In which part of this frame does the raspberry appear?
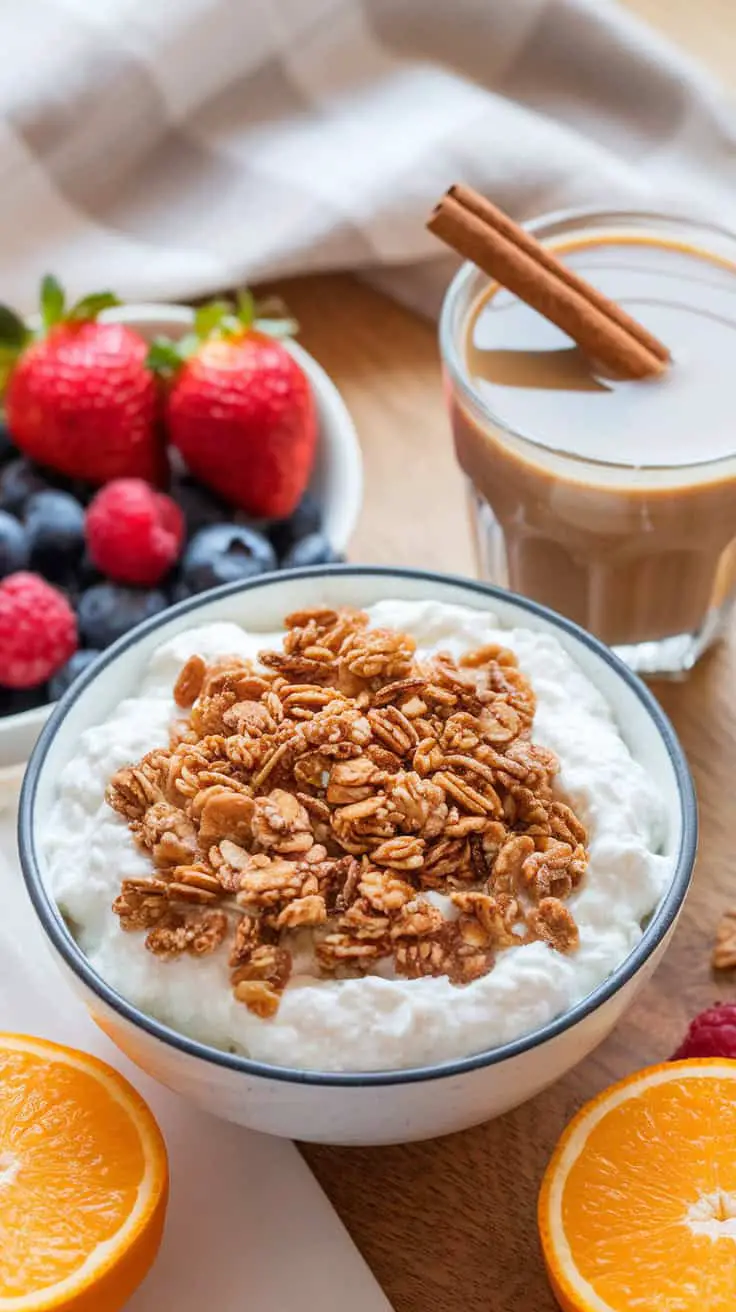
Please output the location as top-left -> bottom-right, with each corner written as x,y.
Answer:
86,479 -> 185,587
0,573 -> 77,689
670,1003 -> 736,1060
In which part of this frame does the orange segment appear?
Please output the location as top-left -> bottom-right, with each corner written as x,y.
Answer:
538,1060 -> 736,1312
0,1034 -> 168,1311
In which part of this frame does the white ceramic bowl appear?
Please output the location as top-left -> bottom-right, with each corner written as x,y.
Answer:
18,567 -> 696,1146
0,304 -> 363,774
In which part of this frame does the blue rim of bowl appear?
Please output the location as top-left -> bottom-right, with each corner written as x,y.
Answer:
18,565 -> 697,1087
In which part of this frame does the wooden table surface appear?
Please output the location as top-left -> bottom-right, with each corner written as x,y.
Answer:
274,8 -> 735,1308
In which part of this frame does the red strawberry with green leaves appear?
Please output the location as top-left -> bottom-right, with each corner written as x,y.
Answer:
2,276 -> 165,485
150,293 -> 317,519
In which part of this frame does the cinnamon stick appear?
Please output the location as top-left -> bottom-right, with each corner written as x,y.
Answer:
427,186 -> 670,380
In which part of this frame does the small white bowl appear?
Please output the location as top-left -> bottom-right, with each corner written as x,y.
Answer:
0,303 -> 363,774
19,566 -> 696,1146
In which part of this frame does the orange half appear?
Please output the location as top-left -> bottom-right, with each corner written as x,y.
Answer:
0,1034 -> 168,1311
538,1059 -> 736,1312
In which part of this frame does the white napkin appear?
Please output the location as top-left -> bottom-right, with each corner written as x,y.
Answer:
0,0 -> 735,316
0,779 -> 392,1312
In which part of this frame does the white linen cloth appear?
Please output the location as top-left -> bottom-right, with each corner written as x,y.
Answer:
0,0 -> 735,318
0,776 -> 392,1312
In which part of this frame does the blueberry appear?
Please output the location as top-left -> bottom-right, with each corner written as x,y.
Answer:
0,510 -> 28,578
170,474 -> 230,538
181,524 -> 277,594
24,490 -> 85,582
269,490 -> 322,559
0,683 -> 48,716
48,649 -> 101,700
0,458 -> 50,515
77,584 -> 168,649
281,532 -> 342,569
0,420 -> 15,467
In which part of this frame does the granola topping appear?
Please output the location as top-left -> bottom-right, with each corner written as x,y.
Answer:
106,605 -> 591,1018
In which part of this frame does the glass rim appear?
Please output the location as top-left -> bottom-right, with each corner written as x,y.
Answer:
438,203 -> 736,476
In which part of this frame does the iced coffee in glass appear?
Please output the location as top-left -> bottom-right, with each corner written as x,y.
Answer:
440,209 -> 736,676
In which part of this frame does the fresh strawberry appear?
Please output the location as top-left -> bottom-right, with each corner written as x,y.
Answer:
3,276 -> 164,486
151,293 -> 317,519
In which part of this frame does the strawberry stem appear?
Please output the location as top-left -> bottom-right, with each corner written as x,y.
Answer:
40,274 -> 65,330
194,289 -> 299,343
194,301 -> 233,341
236,288 -> 255,328
146,287 -> 300,376
67,291 -> 120,322
146,337 -> 191,374
38,275 -> 120,334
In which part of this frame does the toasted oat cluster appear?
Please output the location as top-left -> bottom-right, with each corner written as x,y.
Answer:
712,909 -> 736,971
107,607 -> 588,1019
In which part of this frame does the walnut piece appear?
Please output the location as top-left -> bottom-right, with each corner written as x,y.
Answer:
137,802 -> 198,867
340,626 -> 416,680
391,898 -> 444,939
113,878 -> 169,930
713,909 -> 736,970
107,760 -> 165,819
519,838 -> 585,902
173,654 -> 207,708
527,898 -> 579,953
198,790 -> 255,849
393,923 -> 492,984
275,894 -> 327,929
326,757 -> 384,804
367,706 -> 419,755
229,914 -> 261,967
236,855 -> 310,908
359,867 -> 415,913
316,932 -> 389,970
371,835 -> 425,871
232,945 -> 292,1017
434,769 -> 502,818
146,910 -> 228,960
384,771 -> 447,838
251,789 -> 313,854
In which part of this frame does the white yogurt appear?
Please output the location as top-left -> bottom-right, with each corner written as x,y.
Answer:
42,600 -> 671,1072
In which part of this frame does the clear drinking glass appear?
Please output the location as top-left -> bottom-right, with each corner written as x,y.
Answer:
439,208 -> 736,678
